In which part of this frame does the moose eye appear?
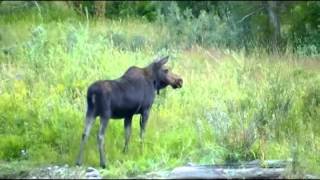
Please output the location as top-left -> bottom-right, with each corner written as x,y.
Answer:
164,69 -> 169,73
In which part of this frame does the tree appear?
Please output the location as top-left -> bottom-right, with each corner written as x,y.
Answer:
67,1 -> 106,18
94,1 -> 106,18
264,1 -> 281,52
67,1 -> 83,15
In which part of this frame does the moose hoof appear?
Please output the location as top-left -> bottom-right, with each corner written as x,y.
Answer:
76,161 -> 81,167
100,163 -> 106,169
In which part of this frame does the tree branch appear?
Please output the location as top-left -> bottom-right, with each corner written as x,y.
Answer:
237,6 -> 265,24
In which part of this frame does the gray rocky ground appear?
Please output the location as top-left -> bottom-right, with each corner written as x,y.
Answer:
2,159 -> 318,179
27,165 -> 101,179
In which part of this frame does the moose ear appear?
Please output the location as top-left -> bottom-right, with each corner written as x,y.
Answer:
155,56 -> 169,66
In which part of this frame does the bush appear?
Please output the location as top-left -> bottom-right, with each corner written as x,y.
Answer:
107,31 -> 148,51
155,2 -> 245,50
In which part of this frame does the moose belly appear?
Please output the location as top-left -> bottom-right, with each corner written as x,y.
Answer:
110,105 -> 141,119
109,88 -> 147,119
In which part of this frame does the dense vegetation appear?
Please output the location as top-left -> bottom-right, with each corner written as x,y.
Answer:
0,1 -> 319,178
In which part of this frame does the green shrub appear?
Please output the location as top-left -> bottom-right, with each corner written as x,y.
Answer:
0,7 -> 319,177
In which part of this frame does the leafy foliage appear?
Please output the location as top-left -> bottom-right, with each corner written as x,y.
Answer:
0,2 -> 319,178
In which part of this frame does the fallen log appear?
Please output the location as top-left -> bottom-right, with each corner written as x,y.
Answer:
169,166 -> 285,179
168,160 -> 290,179
133,159 -> 319,179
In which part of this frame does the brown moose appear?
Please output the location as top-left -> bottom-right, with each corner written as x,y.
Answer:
76,56 -> 183,168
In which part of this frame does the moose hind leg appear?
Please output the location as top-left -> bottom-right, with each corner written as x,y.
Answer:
123,116 -> 133,153
76,110 -> 96,166
98,115 -> 109,168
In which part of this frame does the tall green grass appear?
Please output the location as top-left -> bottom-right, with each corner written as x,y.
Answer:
0,4 -> 319,178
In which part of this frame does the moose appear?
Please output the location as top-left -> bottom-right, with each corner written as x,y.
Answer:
76,56 -> 183,168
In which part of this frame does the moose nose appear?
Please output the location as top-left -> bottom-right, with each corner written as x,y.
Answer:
176,78 -> 183,88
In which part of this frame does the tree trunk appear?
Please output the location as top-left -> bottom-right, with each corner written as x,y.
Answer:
68,1 -> 83,15
94,1 -> 106,18
265,1 -> 281,52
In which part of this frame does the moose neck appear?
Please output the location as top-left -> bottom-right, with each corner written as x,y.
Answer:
144,65 -> 163,95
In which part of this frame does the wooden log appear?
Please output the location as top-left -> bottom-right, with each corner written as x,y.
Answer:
168,160 -> 291,179
169,166 -> 285,179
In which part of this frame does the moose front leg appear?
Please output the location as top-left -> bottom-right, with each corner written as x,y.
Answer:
139,110 -> 150,150
123,115 -> 133,153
